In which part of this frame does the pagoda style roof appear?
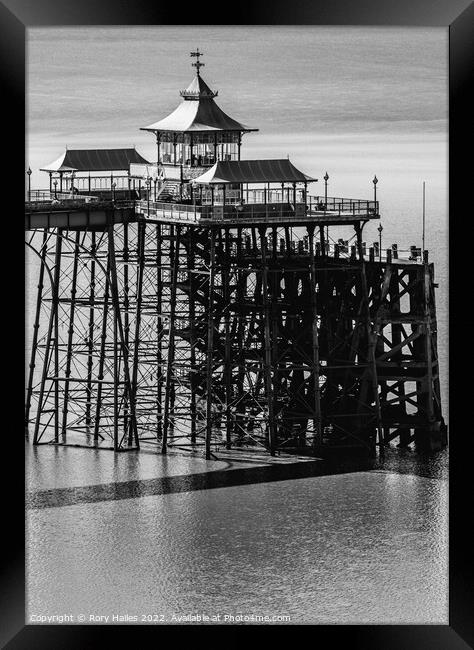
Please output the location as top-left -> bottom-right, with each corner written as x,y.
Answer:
192,159 -> 316,185
40,148 -> 150,173
179,75 -> 218,99
141,73 -> 257,134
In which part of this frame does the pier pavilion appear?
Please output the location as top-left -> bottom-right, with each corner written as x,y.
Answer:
39,147 -> 151,200
139,48 -> 258,200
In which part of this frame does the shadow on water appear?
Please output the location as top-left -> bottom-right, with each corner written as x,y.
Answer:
26,446 -> 448,510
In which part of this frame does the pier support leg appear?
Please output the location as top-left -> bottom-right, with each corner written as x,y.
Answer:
259,227 -> 276,455
205,229 -> 216,460
162,225 -> 181,454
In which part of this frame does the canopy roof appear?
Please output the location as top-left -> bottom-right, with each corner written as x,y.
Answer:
192,159 -> 316,185
141,73 -> 257,134
40,148 -> 150,173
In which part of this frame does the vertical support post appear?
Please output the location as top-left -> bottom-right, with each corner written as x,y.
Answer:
122,223 -> 130,440
422,264 -> 435,432
26,229 -> 48,428
259,226 -> 276,455
319,225 -> 326,258
107,221 -> 139,449
94,242 -> 111,443
85,231 -> 96,431
355,222 -> 383,456
61,230 -> 81,438
223,228 -> 233,449
205,229 -> 217,459
130,221 -> 145,446
162,225 -> 181,454
53,232 -> 62,443
235,227 -> 245,440
32,233 -> 61,444
156,223 -> 163,440
113,288 -> 119,451
187,227 -> 197,444
307,225 -> 322,447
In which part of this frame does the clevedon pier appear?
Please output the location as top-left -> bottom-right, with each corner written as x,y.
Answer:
25,51 -> 447,460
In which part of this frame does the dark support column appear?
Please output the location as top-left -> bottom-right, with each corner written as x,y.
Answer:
355,222 -> 383,456
85,231 -> 96,430
224,229 -> 232,448
113,286 -> 119,451
237,133 -> 242,160
107,221 -> 139,449
156,223 -> 163,440
61,230 -> 81,439
33,232 -> 62,444
259,226 -> 277,455
205,229 -> 217,460
130,221 -> 145,447
123,224 -> 130,440
25,229 -> 48,428
188,228 -> 197,444
319,225 -> 326,258
93,243 -> 110,443
52,233 -> 62,443
162,225 -> 181,454
235,227 -> 245,440
307,225 -> 322,447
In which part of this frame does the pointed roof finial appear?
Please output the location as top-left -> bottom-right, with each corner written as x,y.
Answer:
190,48 -> 204,76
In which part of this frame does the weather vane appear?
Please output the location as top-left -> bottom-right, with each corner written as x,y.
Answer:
190,48 -> 204,75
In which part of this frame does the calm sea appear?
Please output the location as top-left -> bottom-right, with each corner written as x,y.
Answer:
26,27 -> 448,624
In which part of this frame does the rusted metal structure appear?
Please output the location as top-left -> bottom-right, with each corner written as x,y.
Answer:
25,52 -> 447,459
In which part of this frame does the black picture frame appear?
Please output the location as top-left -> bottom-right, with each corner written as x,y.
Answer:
3,1 -> 472,647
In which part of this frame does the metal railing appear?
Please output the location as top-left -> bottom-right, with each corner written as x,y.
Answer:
136,200 -> 203,223
29,190 -> 99,202
307,195 -> 378,216
135,195 -> 378,223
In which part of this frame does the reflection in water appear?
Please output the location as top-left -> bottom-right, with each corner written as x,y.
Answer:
26,451 -> 448,624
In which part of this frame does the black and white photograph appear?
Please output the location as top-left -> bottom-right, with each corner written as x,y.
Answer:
17,12 -> 464,638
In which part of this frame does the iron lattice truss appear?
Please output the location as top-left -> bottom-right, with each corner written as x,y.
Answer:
26,220 -> 446,457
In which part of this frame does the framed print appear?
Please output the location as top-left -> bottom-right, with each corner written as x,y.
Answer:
2,0 -> 472,647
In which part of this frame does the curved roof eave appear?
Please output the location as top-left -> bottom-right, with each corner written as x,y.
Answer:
40,148 -> 151,173
141,96 -> 257,133
192,159 -> 317,185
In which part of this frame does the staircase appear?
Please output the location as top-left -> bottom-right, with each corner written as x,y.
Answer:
156,180 -> 181,201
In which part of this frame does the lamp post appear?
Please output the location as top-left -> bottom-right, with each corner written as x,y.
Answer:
26,166 -> 32,201
373,175 -> 378,207
324,171 -> 329,208
70,171 -> 76,198
377,223 -> 383,261
53,180 -> 58,200
112,182 -> 117,202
